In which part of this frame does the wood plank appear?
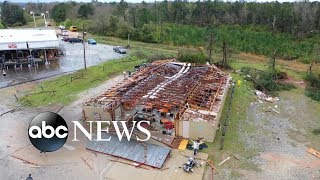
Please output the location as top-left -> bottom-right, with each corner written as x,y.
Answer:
178,139 -> 189,150
307,147 -> 320,159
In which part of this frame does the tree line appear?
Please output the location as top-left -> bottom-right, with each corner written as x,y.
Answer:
50,1 -> 320,38
0,1 -> 26,27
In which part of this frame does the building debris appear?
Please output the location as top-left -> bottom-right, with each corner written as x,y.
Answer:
205,159 -> 220,175
81,157 -> 93,171
255,90 -> 280,102
109,159 -> 150,170
178,139 -> 189,150
86,133 -> 170,169
83,59 -> 230,142
10,155 -> 38,166
307,147 -> 320,159
218,156 -> 230,166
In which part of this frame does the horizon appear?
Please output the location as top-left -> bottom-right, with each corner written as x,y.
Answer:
6,0 -> 318,4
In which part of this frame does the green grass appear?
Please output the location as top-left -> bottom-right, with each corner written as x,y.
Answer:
21,57 -> 144,107
20,17 -> 46,28
232,59 -> 304,80
92,36 -> 179,55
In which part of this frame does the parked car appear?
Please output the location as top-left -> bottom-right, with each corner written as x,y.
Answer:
62,37 -> 70,42
69,38 -> 83,43
61,30 -> 68,36
69,26 -> 77,32
113,46 -> 127,54
87,39 -> 97,45
59,25 -> 66,30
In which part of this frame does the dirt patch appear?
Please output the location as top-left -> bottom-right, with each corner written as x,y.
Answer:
238,53 -> 320,73
217,89 -> 320,179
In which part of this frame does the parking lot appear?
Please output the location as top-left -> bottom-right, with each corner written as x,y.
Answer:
0,38 -> 126,88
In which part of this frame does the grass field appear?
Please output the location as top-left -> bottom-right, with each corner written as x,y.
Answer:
21,57 -> 144,106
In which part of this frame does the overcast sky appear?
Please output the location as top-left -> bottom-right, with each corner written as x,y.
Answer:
9,0 -> 315,3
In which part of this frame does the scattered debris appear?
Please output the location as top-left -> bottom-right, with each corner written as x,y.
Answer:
271,109 -> 280,114
307,147 -> 320,159
264,106 -> 280,114
233,154 -> 241,160
10,155 -> 38,166
109,159 -> 150,170
178,139 -> 188,150
30,166 -> 41,168
205,159 -> 220,175
81,157 -> 93,171
218,156 -> 230,166
182,156 -> 201,173
255,90 -> 280,102
161,167 -> 169,171
56,105 -> 64,113
63,144 -> 75,151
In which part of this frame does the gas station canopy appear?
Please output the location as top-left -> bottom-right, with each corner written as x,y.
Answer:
0,29 -> 59,51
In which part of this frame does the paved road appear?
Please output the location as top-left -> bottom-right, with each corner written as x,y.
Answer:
0,39 -> 125,88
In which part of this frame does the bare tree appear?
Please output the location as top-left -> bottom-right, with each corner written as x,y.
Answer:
308,44 -> 320,74
270,50 -> 277,80
239,2 -> 248,25
220,41 -> 231,68
293,1 -> 317,38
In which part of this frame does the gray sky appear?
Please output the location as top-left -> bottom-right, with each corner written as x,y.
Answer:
10,0 -> 313,3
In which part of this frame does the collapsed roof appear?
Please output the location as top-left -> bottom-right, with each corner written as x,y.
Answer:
84,59 -> 230,123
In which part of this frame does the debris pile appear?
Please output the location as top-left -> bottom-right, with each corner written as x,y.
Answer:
255,90 -> 280,102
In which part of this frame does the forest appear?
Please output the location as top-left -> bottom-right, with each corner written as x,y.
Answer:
44,0 -> 320,60
1,0 -> 320,100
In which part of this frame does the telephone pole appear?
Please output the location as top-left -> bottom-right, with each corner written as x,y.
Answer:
83,23 -> 87,70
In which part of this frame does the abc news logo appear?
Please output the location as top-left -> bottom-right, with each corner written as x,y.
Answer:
28,112 -> 151,152
28,112 -> 68,152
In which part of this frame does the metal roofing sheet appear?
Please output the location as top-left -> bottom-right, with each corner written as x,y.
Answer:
86,133 -> 171,168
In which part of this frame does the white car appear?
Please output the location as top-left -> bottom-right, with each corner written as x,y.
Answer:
61,30 -> 68,36
59,25 -> 66,30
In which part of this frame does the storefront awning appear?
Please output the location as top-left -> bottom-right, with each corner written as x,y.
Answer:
0,42 -> 28,50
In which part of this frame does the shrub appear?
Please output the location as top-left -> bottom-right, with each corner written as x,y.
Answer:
147,53 -> 174,62
177,48 -> 209,64
64,19 -> 72,28
305,73 -> 320,101
241,67 -> 295,93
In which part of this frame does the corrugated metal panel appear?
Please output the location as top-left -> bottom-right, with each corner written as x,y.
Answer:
86,133 -> 171,168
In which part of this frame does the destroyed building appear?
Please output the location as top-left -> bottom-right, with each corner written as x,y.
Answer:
82,59 -> 230,142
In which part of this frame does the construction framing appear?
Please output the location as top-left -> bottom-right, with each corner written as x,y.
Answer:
83,59 -> 230,142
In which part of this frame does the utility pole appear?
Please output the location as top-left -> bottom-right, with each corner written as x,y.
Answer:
127,33 -> 130,47
83,23 -> 87,70
30,11 -> 36,28
46,11 -> 50,21
41,13 -> 47,28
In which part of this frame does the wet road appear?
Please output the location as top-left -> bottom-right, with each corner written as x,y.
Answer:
0,39 -> 125,88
